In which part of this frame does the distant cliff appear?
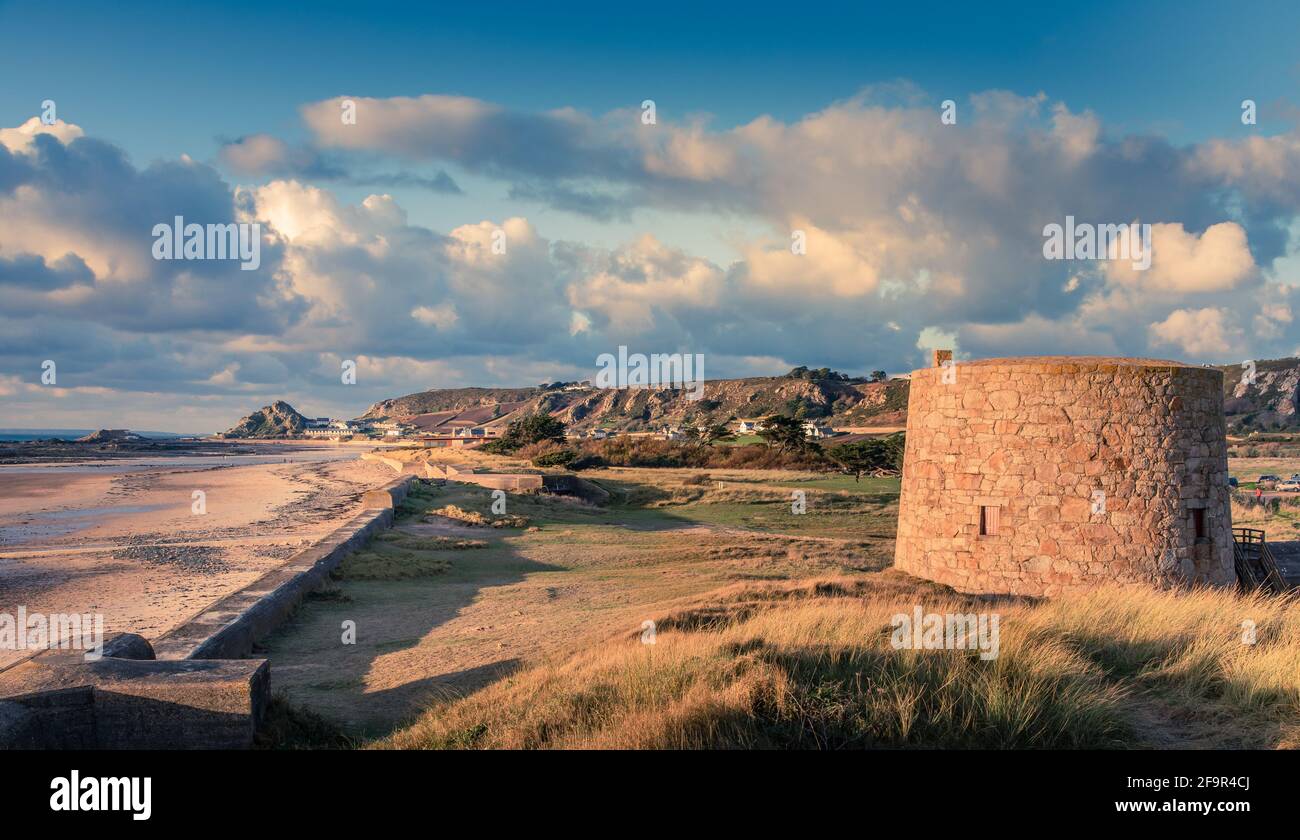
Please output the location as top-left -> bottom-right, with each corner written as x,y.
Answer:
360,375 -> 910,432
212,356 -> 1300,441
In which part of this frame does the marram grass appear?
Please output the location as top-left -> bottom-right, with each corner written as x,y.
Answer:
374,578 -> 1298,749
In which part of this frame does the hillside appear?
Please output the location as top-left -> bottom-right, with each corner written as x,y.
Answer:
359,376 -> 911,432
221,400 -> 308,438
1217,357 -> 1300,431
220,357 -> 1300,439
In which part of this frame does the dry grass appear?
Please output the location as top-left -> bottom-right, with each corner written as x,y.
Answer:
428,504 -> 530,529
387,445 -> 532,471
333,532 -> 459,580
1030,586 -> 1300,748
1230,493 -> 1300,541
275,461 -> 1299,749
377,578 -> 1300,750
375,531 -> 487,550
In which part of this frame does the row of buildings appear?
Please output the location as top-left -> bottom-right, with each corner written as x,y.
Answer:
300,418 -> 502,443
303,415 -> 880,446
300,418 -> 410,440
566,418 -> 846,443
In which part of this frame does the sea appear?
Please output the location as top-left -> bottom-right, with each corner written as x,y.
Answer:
0,429 -> 193,442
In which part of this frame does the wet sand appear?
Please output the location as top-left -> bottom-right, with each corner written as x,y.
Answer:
0,444 -> 396,669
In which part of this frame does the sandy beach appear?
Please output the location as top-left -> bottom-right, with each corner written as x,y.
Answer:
0,443 -> 396,668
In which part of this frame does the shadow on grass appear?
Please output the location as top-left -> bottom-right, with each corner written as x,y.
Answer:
262,472 -> 908,745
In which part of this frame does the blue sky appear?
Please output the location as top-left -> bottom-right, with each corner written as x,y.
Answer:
6,1 -> 1293,145
2,0 -> 1300,430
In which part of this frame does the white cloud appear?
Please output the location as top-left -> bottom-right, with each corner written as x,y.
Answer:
0,116 -> 84,153
411,302 -> 458,329
1148,307 -> 1242,356
9,88 -> 1300,429
916,326 -> 959,354
1104,221 -> 1255,293
219,134 -> 293,175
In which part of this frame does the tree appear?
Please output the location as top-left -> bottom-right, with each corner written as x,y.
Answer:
869,370 -> 887,383
484,412 -> 566,453
759,415 -> 815,453
685,423 -> 734,447
827,433 -> 905,481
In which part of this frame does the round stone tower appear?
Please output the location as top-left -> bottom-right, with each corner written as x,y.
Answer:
894,354 -> 1234,596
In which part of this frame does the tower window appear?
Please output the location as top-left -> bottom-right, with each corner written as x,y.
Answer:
1192,508 -> 1206,541
979,506 -> 999,537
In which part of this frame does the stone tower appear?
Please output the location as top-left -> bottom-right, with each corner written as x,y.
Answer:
893,355 -> 1234,596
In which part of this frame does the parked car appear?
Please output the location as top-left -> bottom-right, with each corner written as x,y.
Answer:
1276,479 -> 1300,492
1258,475 -> 1281,489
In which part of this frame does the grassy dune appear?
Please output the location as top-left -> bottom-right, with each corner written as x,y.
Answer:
378,579 -> 1299,750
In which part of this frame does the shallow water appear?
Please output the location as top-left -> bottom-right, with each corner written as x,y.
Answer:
0,504 -> 172,544
0,447 -> 364,475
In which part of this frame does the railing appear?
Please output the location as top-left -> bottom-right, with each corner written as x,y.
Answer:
1232,527 -> 1288,593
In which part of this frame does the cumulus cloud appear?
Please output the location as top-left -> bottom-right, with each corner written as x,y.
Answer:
1148,307 -> 1244,356
8,83 -> 1300,429
0,116 -> 84,152
411,302 -> 459,330
291,89 -> 1300,341
0,125 -> 295,333
218,132 -> 462,194
1104,221 -> 1255,292
566,234 -> 725,334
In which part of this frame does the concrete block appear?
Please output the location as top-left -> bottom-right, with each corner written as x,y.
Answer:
0,657 -> 268,749
361,475 -> 417,509
0,686 -> 97,749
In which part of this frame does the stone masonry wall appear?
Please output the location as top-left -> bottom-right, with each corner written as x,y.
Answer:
894,357 -> 1234,596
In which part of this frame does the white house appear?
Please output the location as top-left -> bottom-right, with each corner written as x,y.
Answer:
802,422 -> 834,439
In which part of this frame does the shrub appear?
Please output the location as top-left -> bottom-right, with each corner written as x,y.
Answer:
430,504 -> 491,526
567,453 -> 605,471
532,448 -> 578,468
